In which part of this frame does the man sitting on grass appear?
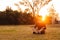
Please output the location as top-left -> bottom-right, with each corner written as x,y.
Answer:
33,15 -> 46,34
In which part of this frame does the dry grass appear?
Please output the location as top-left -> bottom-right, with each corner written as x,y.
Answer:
0,25 -> 60,40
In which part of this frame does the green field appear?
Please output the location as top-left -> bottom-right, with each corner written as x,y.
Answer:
0,25 -> 60,40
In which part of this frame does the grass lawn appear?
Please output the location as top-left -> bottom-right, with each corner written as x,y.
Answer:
0,25 -> 60,40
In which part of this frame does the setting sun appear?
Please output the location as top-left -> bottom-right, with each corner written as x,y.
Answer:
0,0 -> 60,39
39,0 -> 60,21
0,0 -> 60,18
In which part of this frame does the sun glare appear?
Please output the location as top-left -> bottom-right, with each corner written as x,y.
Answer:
39,5 -> 49,21
39,0 -> 60,21
0,0 -> 60,19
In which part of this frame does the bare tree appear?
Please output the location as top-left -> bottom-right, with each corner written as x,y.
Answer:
15,0 -> 51,17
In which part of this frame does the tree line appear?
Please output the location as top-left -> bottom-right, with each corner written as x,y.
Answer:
0,8 -> 34,25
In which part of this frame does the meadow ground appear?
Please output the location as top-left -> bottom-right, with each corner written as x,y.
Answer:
0,24 -> 60,40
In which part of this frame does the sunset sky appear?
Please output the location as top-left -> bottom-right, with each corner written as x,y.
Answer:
0,0 -> 60,17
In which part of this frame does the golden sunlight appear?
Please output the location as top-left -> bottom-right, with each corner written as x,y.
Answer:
0,0 -> 60,18
39,5 -> 49,21
39,0 -> 60,21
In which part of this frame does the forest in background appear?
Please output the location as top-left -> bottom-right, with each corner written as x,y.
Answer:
0,7 -> 34,25
0,0 -> 54,25
0,6 -> 58,25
